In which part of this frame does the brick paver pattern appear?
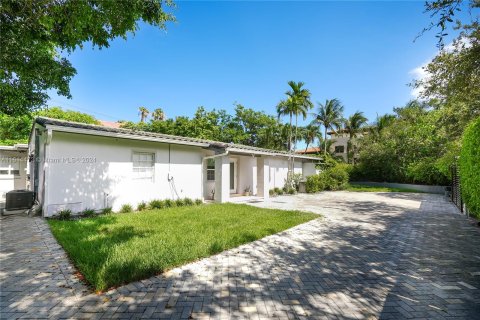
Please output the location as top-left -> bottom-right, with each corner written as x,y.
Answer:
1,192 -> 479,319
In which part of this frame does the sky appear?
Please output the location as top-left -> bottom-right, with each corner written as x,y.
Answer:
47,1 -> 464,128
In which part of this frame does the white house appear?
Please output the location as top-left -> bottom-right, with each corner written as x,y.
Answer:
29,117 -> 321,217
0,144 -> 29,203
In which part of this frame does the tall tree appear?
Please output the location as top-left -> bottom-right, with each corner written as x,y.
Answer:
311,99 -> 344,157
138,107 -> 150,123
284,81 -> 313,152
276,97 -> 295,151
0,0 -> 175,116
302,124 -> 320,153
343,111 -> 368,164
152,108 -> 166,121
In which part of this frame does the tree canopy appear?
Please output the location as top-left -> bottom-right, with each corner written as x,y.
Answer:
0,0 -> 175,116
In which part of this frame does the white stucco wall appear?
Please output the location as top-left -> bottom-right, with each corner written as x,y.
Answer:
237,155 -> 257,195
43,132 -> 205,216
267,158 -> 304,190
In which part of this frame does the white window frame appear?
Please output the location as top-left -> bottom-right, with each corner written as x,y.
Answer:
132,152 -> 155,181
206,159 -> 215,181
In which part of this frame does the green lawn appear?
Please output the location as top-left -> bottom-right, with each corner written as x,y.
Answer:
345,184 -> 423,193
48,203 -> 317,291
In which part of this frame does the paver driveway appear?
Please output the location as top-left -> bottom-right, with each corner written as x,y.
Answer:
1,192 -> 479,319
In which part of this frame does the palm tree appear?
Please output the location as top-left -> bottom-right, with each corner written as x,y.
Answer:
343,111 -> 368,164
370,113 -> 396,140
285,81 -> 313,152
311,99 -> 344,156
276,97 -> 295,151
152,108 -> 166,121
303,124 -> 320,153
138,106 -> 149,123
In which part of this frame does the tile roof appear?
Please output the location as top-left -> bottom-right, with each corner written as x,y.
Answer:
35,117 -> 321,161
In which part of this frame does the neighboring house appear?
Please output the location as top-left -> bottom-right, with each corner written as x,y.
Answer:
327,129 -> 349,161
29,117 -> 320,217
296,147 -> 322,155
99,120 -> 122,129
0,144 -> 29,203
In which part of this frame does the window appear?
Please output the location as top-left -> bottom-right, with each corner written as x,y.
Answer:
12,170 -> 20,176
335,145 -> 345,153
206,159 -> 215,181
0,170 -> 8,175
132,152 -> 155,181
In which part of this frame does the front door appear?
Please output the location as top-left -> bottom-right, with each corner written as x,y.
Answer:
230,160 -> 237,193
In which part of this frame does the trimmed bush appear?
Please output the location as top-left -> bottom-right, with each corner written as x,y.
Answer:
460,118 -> 480,218
119,204 -> 133,213
269,189 -> 276,196
287,188 -> 296,195
175,198 -> 185,207
102,207 -> 113,215
305,163 -> 349,193
274,187 -> 283,195
164,199 -> 176,208
184,198 -> 194,206
57,209 -> 72,220
149,199 -> 165,209
137,202 -> 147,211
82,208 -> 96,217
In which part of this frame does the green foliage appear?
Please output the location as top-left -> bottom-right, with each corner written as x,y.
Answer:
311,99 -> 344,156
36,107 -> 99,124
164,199 -> 175,208
137,202 -> 147,211
48,203 -> 317,291
0,107 -> 99,145
306,162 -> 349,193
149,199 -> 165,210
459,118 -> 480,218
195,199 -> 203,205
354,101 -> 450,185
1,0 -> 175,116
184,198 -> 194,206
120,105 -> 291,151
175,198 -> 185,207
119,204 -> 133,213
82,208 -> 96,217
269,189 -> 275,196
102,207 -> 113,215
345,184 -> 423,193
273,187 -> 283,195
0,113 -> 32,145
57,209 -> 72,220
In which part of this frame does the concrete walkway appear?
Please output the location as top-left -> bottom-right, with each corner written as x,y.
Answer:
1,192 -> 479,319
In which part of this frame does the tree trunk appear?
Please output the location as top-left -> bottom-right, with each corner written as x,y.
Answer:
324,126 -> 328,157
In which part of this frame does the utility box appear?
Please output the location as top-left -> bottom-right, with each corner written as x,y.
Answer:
5,190 -> 34,211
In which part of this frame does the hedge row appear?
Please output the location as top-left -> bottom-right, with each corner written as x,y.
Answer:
306,163 -> 349,193
459,117 -> 480,218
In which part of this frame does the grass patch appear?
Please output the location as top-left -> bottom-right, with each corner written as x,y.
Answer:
48,203 -> 317,291
345,184 -> 423,193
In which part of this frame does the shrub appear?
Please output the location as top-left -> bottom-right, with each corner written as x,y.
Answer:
195,199 -> 203,205
460,118 -> 480,218
306,163 -> 349,193
324,164 -> 349,190
119,204 -> 133,213
274,187 -> 282,195
102,207 -> 113,215
287,188 -> 296,195
269,189 -> 276,196
82,208 -> 96,217
184,198 -> 194,206
164,199 -> 176,208
306,175 -> 320,193
57,209 -> 72,220
137,202 -> 147,211
149,199 -> 165,209
175,198 -> 185,207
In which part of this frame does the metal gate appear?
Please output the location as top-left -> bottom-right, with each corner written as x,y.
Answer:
451,162 -> 463,213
